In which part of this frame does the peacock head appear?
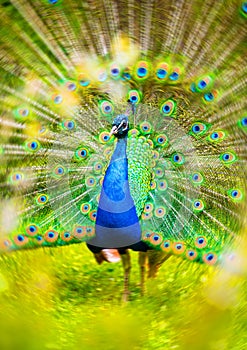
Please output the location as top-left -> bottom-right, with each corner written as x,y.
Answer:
110,114 -> 129,138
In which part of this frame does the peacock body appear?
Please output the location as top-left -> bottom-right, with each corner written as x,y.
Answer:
0,0 -> 246,278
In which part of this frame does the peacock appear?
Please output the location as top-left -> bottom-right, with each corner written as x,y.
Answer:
0,0 -> 246,301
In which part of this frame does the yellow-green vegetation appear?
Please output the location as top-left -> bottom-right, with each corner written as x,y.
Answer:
0,244 -> 246,350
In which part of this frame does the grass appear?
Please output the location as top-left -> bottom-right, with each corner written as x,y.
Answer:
0,243 -> 246,350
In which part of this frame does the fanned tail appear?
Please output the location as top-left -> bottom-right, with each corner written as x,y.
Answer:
0,0 -> 246,268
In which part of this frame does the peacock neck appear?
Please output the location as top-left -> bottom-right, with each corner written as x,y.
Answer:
110,137 -> 128,163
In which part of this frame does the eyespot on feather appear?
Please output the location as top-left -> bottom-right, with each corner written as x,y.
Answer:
171,152 -> 185,166
186,249 -> 198,261
85,176 -> 96,188
190,172 -> 204,185
14,234 -> 29,246
89,209 -> 97,221
154,206 -> 166,218
155,62 -> 169,81
61,231 -> 73,242
142,231 -> 153,241
160,99 -> 176,116
134,60 -> 150,81
149,233 -> 163,246
139,121 -> 152,135
154,134 -> 169,147
195,236 -> 207,248
227,189 -> 243,202
141,211 -> 153,220
44,230 -> 59,243
161,240 -> 172,252
78,73 -> 90,87
99,100 -> 114,116
80,202 -> 91,214
190,122 -> 209,137
73,225 -> 87,239
52,94 -> 63,104
75,147 -> 89,160
172,241 -> 186,254
127,89 -> 142,104
110,63 -> 121,79
24,139 -> 41,152
99,131 -> 113,144
86,226 -> 95,237
220,151 -> 237,165
202,252 -> 217,265
144,202 -> 154,213
61,119 -> 76,131
26,224 -> 39,236
207,130 -> 226,142
36,194 -> 49,205
192,199 -> 205,211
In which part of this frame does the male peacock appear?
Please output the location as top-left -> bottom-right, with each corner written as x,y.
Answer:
0,0 -> 246,300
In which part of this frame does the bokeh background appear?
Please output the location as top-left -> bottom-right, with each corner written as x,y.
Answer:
0,240 -> 247,350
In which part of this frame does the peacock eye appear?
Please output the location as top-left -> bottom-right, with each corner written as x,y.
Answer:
135,61 -> 149,80
53,94 -> 63,104
65,81 -> 77,91
25,139 -> 41,152
20,108 -> 29,117
198,80 -> 207,89
241,2 -> 247,15
228,188 -> 243,202
220,151 -> 237,165
242,117 -> 247,126
195,235 -> 207,248
196,76 -> 212,91
157,68 -> 167,79
171,152 -> 185,166
26,224 -> 39,236
99,100 -> 114,116
130,95 -> 137,102
75,147 -> 89,160
160,99 -> 176,116
112,68 -> 119,75
127,89 -> 142,104
36,194 -> 49,205
172,241 -> 186,254
190,172 -> 204,185
203,90 -> 218,102
202,252 -> 217,265
207,130 -> 225,142
169,72 -> 179,80
193,199 -> 204,211
44,230 -> 59,243
137,67 -> 147,77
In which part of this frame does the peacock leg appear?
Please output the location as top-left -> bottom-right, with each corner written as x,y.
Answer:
120,250 -> 131,302
147,251 -> 170,278
93,252 -> 105,264
138,251 -> 147,296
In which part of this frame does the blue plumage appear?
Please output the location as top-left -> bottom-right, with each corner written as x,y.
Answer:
88,116 -> 141,248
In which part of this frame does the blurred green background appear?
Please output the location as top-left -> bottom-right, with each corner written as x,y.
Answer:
0,243 -> 246,350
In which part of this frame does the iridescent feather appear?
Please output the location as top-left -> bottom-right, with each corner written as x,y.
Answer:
0,1 -> 246,298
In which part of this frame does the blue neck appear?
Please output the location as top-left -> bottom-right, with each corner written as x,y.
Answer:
110,137 -> 127,163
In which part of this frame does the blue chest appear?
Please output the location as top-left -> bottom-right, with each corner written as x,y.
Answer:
88,138 -> 141,248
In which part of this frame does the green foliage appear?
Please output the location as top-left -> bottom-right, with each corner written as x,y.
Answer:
0,245 -> 246,350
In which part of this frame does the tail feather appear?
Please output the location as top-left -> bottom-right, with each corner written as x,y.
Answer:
0,1 -> 246,270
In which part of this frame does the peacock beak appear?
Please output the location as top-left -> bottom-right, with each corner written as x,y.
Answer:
109,125 -> 118,136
